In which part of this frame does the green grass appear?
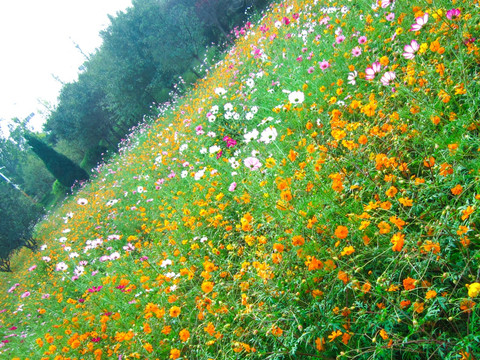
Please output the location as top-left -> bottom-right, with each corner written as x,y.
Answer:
1,0 -> 480,359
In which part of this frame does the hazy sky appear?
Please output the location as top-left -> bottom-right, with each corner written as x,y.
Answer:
0,0 -> 132,132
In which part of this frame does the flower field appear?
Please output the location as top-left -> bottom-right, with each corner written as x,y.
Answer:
1,0 -> 480,358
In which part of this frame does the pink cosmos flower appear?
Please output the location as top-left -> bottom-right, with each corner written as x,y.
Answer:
228,182 -> 237,192
380,71 -> 396,86
410,13 -> 429,32
358,36 -> 367,44
365,62 -> 381,80
351,46 -> 362,57
403,39 -> 419,60
446,8 -> 461,20
308,67 -> 315,74
386,13 -> 395,21
319,60 -> 331,71
336,35 -> 346,44
244,157 -> 262,171
380,0 -> 392,8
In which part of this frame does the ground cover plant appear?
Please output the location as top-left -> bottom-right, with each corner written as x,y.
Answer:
1,0 -> 480,358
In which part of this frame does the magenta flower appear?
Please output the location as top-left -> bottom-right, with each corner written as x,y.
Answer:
358,36 -> 367,44
446,8 -> 461,20
403,39 -> 419,59
223,136 -> 237,148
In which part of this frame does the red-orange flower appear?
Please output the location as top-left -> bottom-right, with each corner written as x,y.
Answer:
334,226 -> 348,239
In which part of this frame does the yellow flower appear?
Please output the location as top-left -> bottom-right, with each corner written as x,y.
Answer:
341,246 -> 355,256
467,283 -> 480,298
328,330 -> 343,342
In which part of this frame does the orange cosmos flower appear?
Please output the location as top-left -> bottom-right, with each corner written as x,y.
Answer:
385,186 -> 398,198
201,281 -> 214,293
334,225 -> 348,239
403,277 -> 416,291
161,326 -> 172,335
271,325 -> 283,337
328,330 -> 343,342
315,337 -> 326,351
378,221 -> 391,234
341,246 -> 355,256
461,206 -> 474,220
338,270 -> 349,284
169,306 -> 181,318
170,348 -> 181,359
292,235 -> 305,246
204,322 -> 215,336
391,233 -> 405,252
179,328 -> 190,342
413,301 -> 425,313
144,342 -> 153,353
451,184 -> 463,195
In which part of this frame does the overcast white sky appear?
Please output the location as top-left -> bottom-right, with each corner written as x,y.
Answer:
0,0 -> 132,133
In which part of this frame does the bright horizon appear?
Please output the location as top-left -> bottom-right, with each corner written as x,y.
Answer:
0,0 -> 132,134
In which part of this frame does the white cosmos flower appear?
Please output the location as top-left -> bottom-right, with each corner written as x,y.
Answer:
347,71 -> 358,85
56,262 -> 68,271
77,198 -> 88,205
260,127 -> 278,144
244,129 -> 259,143
288,91 -> 305,104
214,87 -> 226,95
209,145 -> 221,154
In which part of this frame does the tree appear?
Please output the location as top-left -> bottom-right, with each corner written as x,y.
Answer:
0,181 -> 41,271
24,134 -> 89,188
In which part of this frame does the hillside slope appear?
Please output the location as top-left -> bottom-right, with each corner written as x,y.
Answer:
1,0 -> 480,359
